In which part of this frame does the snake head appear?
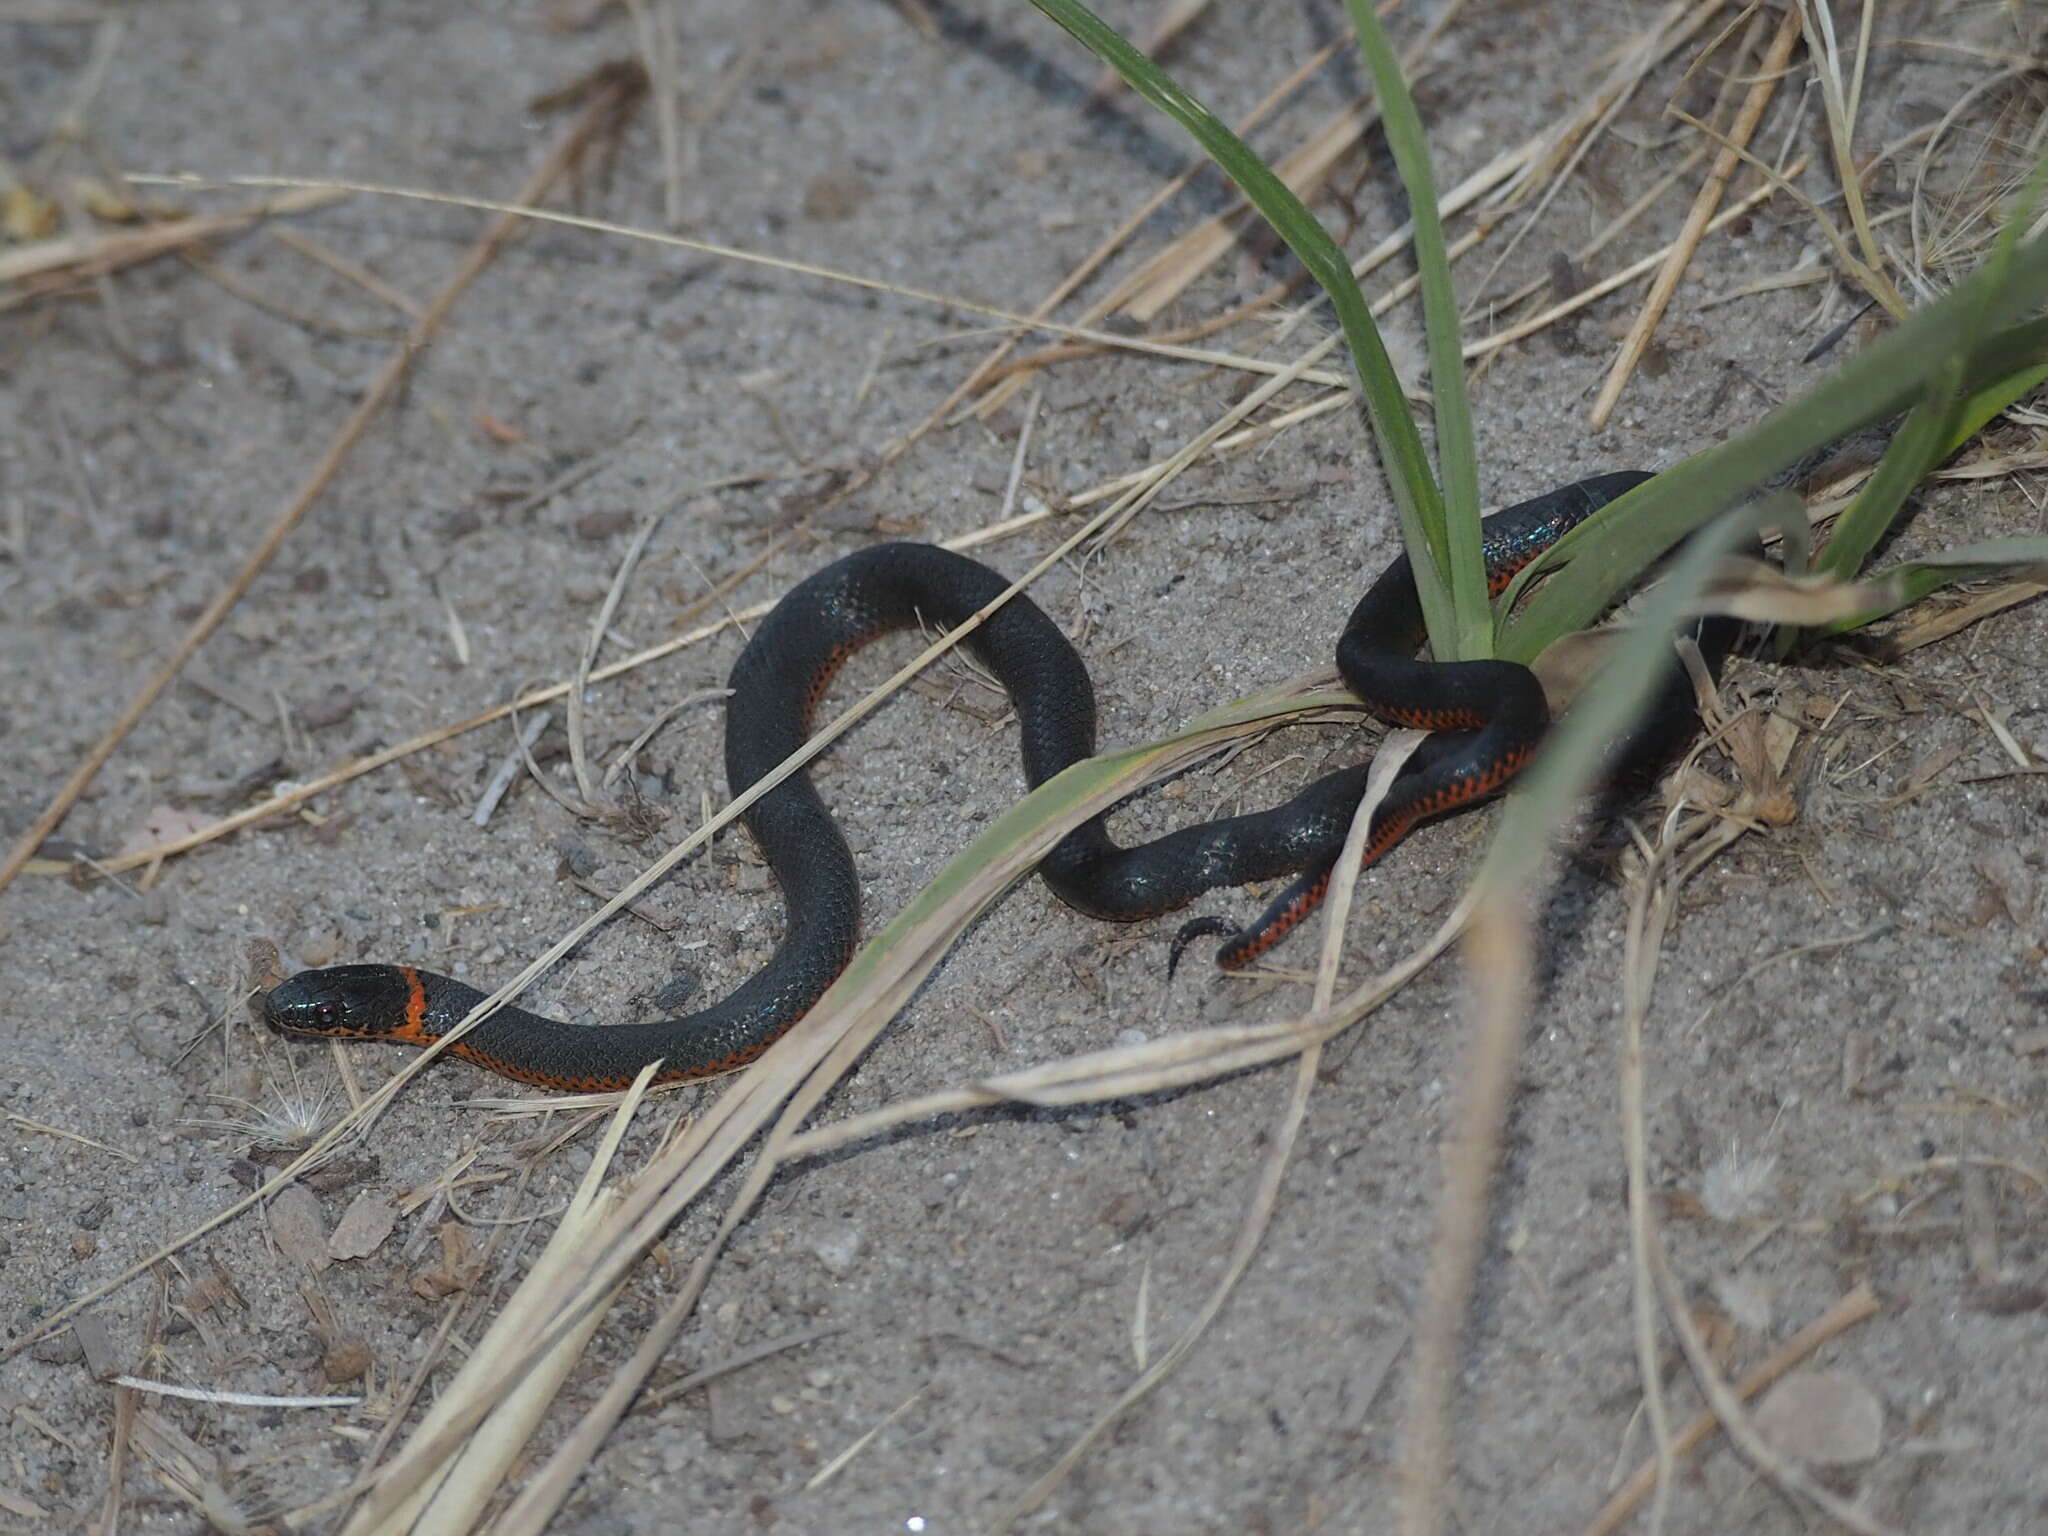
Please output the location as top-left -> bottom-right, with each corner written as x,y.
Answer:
262,966 -> 419,1039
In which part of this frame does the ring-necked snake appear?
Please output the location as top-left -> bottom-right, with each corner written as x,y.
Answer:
262,472 -> 1739,1091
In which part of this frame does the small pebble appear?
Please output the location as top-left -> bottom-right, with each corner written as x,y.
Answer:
809,1221 -> 863,1278
802,167 -> 871,222
300,685 -> 359,731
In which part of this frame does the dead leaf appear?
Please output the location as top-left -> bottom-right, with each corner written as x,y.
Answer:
1530,629 -> 1619,713
411,1221 -> 483,1299
327,1193 -> 399,1262
266,1184 -> 330,1273
1760,712 -> 1802,777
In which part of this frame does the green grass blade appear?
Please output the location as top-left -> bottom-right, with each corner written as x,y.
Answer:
1934,156 -> 2048,455
1812,390 -> 1956,582
1818,150 -> 2048,583
1479,494 -> 1794,892
1345,0 -> 1487,656
1495,235 -> 2048,661
1813,537 -> 2048,636
1028,0 -> 1455,649
1948,359 -> 2048,455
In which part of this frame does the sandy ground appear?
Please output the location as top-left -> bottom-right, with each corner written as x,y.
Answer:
4,2 -> 2047,1532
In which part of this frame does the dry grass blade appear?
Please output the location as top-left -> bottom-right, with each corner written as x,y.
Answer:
0,83 -> 668,1367
1876,575 -> 2048,659
177,248 -> 404,341
991,733 -> 1425,1528
1397,882 -> 1534,1536
568,502 -> 667,807
475,709 -> 553,829
1467,0 -> 1722,310
962,36 -> 1346,421
804,1387 -> 926,1491
0,74 -> 643,898
1614,795 -> 1746,1535
1599,713 -> 1902,1533
1696,557 -> 1898,626
1588,6 -> 1802,430
338,1065 -> 658,1535
621,0 -> 683,226
0,184 -> 344,297
1313,731 -> 1426,1008
1794,0 -> 1904,313
107,1379 -> 359,1409
427,720 -> 1485,1536
0,3 -> 118,18
639,1324 -> 844,1412
311,392 -> 1383,1522
1646,1240 -> 1903,1535
126,170 -> 1351,391
267,225 -> 424,317
1585,1283 -> 1882,1535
